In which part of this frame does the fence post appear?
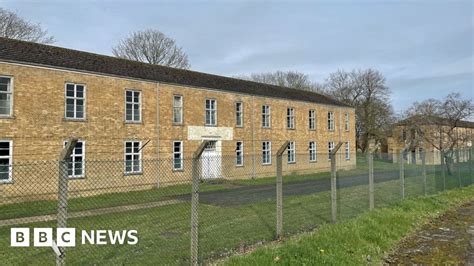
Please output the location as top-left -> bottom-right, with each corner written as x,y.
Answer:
368,151 -> 374,211
56,138 -> 77,266
399,151 -> 405,199
470,147 -> 473,185
190,140 -> 210,266
331,142 -> 343,223
422,149 -> 427,196
275,141 -> 289,239
441,151 -> 446,191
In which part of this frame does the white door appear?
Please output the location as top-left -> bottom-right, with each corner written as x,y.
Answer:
202,141 -> 221,179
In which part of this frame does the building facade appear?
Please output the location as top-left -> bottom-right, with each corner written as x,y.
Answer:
0,38 -> 356,200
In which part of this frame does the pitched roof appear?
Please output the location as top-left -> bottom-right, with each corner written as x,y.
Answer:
397,115 -> 474,129
0,37 -> 348,107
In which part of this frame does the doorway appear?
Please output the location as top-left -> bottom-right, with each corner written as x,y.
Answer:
201,140 -> 221,179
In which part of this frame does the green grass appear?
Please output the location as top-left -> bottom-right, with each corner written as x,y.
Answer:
222,185 -> 474,265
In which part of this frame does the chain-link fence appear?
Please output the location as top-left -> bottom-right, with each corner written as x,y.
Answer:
1,147 -> 473,265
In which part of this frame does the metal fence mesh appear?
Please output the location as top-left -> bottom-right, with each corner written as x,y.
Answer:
0,149 -> 473,264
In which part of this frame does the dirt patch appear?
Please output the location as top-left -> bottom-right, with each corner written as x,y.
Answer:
385,201 -> 474,264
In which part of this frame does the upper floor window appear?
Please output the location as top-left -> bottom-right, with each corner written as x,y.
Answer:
345,141 -> 350,160
173,95 -> 183,124
0,77 -> 13,117
124,141 -> 142,174
235,102 -> 243,127
262,105 -> 271,128
173,141 -> 183,171
0,140 -> 12,183
65,83 -> 85,119
64,140 -> 85,178
344,113 -> 350,131
125,90 -> 141,123
205,99 -> 217,126
309,141 -> 316,162
236,141 -> 243,166
287,141 -> 295,163
262,141 -> 272,165
287,108 -> 295,129
309,109 -> 316,130
328,111 -> 335,131
328,141 -> 335,160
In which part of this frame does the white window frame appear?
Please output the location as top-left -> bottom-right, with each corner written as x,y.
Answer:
309,141 -> 317,162
63,140 -> 85,178
287,107 -> 295,129
0,76 -> 13,118
309,109 -> 316,130
205,99 -> 217,126
262,141 -> 272,165
0,140 -> 12,183
345,141 -> 350,160
236,141 -> 244,166
173,141 -> 183,171
344,113 -> 350,131
328,111 -> 335,131
124,141 -> 142,174
262,105 -> 271,128
125,90 -> 142,123
235,102 -> 243,127
287,141 -> 296,163
328,141 -> 335,160
173,95 -> 183,125
64,83 -> 86,120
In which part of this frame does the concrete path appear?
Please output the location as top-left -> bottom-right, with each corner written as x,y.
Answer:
0,199 -> 183,227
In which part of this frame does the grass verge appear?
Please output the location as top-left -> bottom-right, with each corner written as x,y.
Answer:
222,185 -> 474,265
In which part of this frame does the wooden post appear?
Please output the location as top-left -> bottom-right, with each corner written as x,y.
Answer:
422,149 -> 427,196
331,142 -> 343,223
275,141 -> 289,239
190,140 -> 210,266
56,138 -> 77,266
399,151 -> 405,199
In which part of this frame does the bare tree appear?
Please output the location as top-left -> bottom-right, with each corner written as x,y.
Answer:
238,71 -> 323,92
325,69 -> 395,151
403,93 -> 474,174
112,29 -> 190,69
0,8 -> 55,44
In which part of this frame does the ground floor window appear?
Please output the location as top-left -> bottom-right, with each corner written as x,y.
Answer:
328,141 -> 335,160
287,141 -> 295,163
125,141 -> 142,174
173,141 -> 183,170
236,141 -> 243,166
262,141 -> 271,165
309,141 -> 316,162
64,140 -> 85,178
0,140 -> 12,182
345,141 -> 350,160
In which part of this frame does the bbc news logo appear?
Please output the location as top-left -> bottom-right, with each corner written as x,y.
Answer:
11,228 -> 138,247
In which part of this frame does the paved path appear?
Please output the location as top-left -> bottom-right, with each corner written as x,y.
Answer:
0,199 -> 183,227
468,224 -> 474,265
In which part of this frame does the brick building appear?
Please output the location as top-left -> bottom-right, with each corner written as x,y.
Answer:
0,38 -> 355,199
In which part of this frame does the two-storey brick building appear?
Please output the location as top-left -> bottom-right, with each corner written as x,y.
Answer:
0,38 -> 355,200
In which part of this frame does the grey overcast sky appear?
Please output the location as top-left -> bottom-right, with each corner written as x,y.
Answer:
1,0 -> 473,113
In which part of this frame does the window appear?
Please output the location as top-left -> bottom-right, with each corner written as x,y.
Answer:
0,140 -> 12,182
64,140 -> 85,178
328,112 -> 334,131
173,95 -> 183,124
287,108 -> 295,129
262,141 -> 272,165
328,141 -> 335,160
309,141 -> 316,162
235,102 -> 243,127
205,99 -> 217,126
173,141 -> 183,170
262,105 -> 271,128
125,90 -> 141,122
344,113 -> 350,131
345,142 -> 350,160
287,141 -> 295,163
124,141 -> 142,174
65,83 -> 85,119
309,109 -> 316,130
236,141 -> 243,166
0,77 -> 12,117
